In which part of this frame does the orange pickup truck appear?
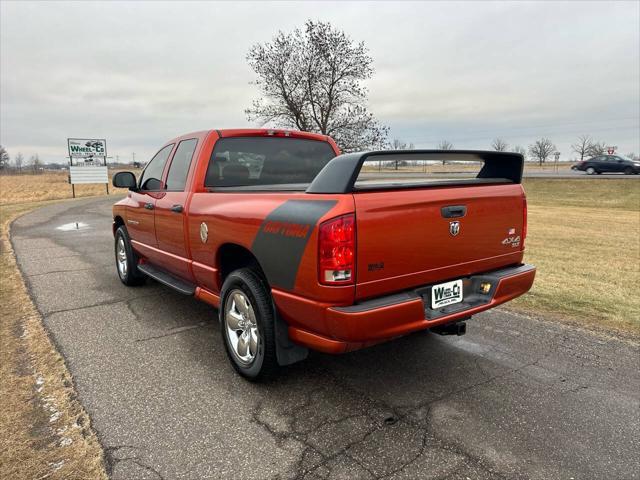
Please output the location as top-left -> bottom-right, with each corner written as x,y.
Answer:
112,129 -> 535,380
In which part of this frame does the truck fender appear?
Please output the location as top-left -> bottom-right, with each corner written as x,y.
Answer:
251,199 -> 337,290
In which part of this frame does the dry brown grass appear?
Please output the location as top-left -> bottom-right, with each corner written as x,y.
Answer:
0,201 -> 107,480
0,170 -> 136,205
510,179 -> 640,335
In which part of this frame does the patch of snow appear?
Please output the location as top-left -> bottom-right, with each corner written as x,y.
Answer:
59,437 -> 73,447
35,375 -> 45,392
49,460 -> 65,471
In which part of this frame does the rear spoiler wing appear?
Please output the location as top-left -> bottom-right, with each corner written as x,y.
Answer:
306,150 -> 524,194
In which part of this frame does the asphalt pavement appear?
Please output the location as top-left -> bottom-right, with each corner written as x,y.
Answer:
11,197 -> 640,480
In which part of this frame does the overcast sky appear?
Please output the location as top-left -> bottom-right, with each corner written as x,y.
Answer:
1,1 -> 639,163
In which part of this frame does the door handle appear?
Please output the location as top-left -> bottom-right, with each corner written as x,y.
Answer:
144,202 -> 154,210
171,204 -> 184,213
441,205 -> 466,218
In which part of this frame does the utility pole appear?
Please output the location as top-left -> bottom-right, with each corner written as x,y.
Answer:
132,152 -> 136,164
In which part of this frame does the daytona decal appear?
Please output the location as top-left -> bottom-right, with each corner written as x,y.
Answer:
251,200 -> 337,290
262,221 -> 311,238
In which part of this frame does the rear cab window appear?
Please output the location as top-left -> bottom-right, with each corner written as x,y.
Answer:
205,137 -> 336,188
165,138 -> 198,191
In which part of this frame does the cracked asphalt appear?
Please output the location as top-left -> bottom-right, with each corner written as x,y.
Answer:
11,196 -> 640,480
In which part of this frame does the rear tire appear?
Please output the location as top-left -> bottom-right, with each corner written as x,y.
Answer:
586,167 -> 596,175
115,226 -> 145,286
220,268 -> 279,381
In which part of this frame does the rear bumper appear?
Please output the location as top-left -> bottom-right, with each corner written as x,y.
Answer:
283,264 -> 536,354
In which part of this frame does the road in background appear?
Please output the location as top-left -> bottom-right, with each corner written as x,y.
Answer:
11,197 -> 640,480
359,170 -> 640,180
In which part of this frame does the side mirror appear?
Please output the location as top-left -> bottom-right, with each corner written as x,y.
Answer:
113,171 -> 137,190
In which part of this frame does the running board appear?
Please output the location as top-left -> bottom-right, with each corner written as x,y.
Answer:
137,263 -> 196,295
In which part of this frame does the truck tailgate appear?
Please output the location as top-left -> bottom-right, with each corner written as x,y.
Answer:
353,183 -> 526,300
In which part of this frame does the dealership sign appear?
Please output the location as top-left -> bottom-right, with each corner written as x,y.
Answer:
66,137 -> 110,197
67,138 -> 107,159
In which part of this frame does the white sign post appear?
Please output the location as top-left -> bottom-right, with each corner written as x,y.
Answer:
67,138 -> 109,197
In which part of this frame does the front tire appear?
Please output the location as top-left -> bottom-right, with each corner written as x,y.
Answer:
220,268 -> 278,381
624,167 -> 633,175
115,226 -> 145,286
586,167 -> 596,175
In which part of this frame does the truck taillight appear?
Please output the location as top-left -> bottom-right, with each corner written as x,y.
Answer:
522,195 -> 528,249
319,214 -> 355,285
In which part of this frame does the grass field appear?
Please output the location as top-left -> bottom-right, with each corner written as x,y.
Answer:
513,178 -> 639,334
0,170 -> 136,205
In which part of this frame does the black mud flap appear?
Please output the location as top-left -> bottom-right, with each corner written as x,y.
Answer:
273,305 -> 308,366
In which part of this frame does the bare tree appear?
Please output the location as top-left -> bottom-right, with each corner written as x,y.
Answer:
246,20 -> 388,152
491,138 -> 508,151
571,134 -> 592,161
585,141 -> 606,158
14,152 -> 24,172
28,154 -> 42,174
390,139 -> 414,169
437,140 -> 453,150
437,140 -> 453,164
0,145 -> 9,171
392,139 -> 407,150
390,139 -> 415,150
513,145 -> 527,161
625,152 -> 638,161
528,138 -> 556,166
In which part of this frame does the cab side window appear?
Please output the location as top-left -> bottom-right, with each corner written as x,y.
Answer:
165,139 -> 198,191
139,144 -> 174,191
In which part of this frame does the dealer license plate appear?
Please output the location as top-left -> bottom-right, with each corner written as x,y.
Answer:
431,279 -> 463,309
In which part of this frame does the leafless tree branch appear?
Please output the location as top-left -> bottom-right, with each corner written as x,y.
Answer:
245,20 -> 388,152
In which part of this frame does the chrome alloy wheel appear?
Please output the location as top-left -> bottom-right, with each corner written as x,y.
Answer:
116,237 -> 128,278
224,289 -> 259,365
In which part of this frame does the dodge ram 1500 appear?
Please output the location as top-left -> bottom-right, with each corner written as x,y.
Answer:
112,129 -> 535,380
